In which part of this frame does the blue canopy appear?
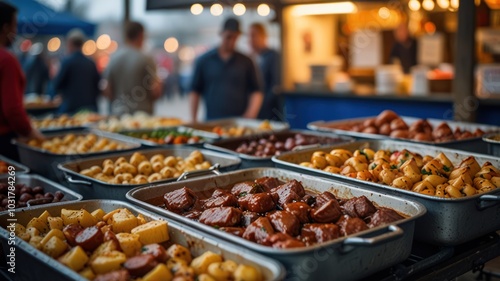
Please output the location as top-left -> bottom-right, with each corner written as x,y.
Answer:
6,0 -> 96,37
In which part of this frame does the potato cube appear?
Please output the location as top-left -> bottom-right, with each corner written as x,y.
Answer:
26,226 -> 40,237
29,235 -> 43,250
13,223 -> 26,235
137,214 -> 147,225
79,267 -> 96,280
90,240 -> 120,261
109,208 -> 138,233
166,244 -> 192,264
59,246 -> 89,271
131,220 -> 169,245
101,209 -> 120,222
190,251 -> 223,275
116,233 -> 141,257
91,209 -> 106,221
61,209 -> 97,227
234,264 -> 262,281
19,232 -> 31,242
208,262 -> 233,281
42,236 -> 68,258
142,263 -> 172,281
27,217 -> 50,234
38,210 -> 52,222
166,257 -> 188,272
40,229 -> 65,247
48,217 -> 64,230
90,250 -> 126,274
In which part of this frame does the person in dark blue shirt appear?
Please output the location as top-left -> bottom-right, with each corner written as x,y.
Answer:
249,22 -> 281,120
189,18 -> 263,121
51,30 -> 100,114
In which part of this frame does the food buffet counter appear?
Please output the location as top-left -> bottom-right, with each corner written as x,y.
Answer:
282,91 -> 500,129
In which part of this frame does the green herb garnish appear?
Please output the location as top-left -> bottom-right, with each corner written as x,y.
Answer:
370,163 -> 378,170
421,169 -> 431,175
261,227 -> 267,232
443,165 -> 451,172
390,165 -> 398,170
238,192 -> 248,198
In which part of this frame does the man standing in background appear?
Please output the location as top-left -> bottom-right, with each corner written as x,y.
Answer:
190,18 -> 263,121
0,2 -> 44,160
104,21 -> 161,115
51,29 -> 101,114
249,23 -> 282,120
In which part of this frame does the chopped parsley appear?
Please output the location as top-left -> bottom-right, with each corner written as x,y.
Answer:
370,163 -> 378,170
421,169 -> 432,175
359,150 -> 369,160
238,192 -> 248,198
390,165 -> 398,170
213,225 -> 220,229
405,152 -> 409,157
443,165 -> 451,172
261,227 -> 267,232
400,159 -> 406,165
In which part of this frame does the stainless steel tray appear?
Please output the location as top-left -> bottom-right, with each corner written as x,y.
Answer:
483,133 -> 500,157
113,126 -> 219,147
58,147 -> 241,200
12,129 -> 142,182
0,155 -> 29,175
127,168 -> 426,280
0,200 -> 284,281
0,174 -> 82,208
272,140 -> 500,246
204,130 -> 353,168
308,116 -> 500,153
181,118 -> 290,139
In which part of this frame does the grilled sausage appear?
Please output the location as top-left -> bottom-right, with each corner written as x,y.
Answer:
94,269 -> 130,281
63,224 -> 84,246
124,254 -> 158,277
75,226 -> 104,251
141,244 -> 168,263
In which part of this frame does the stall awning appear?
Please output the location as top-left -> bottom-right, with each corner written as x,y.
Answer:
6,0 -> 96,36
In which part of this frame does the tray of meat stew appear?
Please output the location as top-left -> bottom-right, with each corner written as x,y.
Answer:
126,168 -> 425,280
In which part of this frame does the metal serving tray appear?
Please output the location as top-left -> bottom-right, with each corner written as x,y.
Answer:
58,147 -> 241,200
12,129 -> 142,182
308,116 -> 500,153
204,130 -> 353,168
0,174 -> 82,208
0,200 -> 284,281
127,168 -> 426,281
181,118 -> 290,139
483,133 -> 500,157
0,155 -> 29,175
272,140 -> 500,246
114,126 -> 219,148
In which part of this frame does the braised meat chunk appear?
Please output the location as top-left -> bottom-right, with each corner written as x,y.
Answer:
255,176 -> 281,191
368,207 -> 405,228
231,181 -> 264,197
314,191 -> 337,207
338,216 -> 369,236
164,187 -> 197,213
203,189 -> 238,209
271,180 -> 306,207
241,211 -> 260,227
267,210 -> 301,236
284,202 -> 311,224
342,196 -> 377,219
199,207 -> 242,227
301,223 -> 340,245
243,217 -> 275,243
310,199 -> 342,223
263,233 -> 305,249
238,193 -> 275,213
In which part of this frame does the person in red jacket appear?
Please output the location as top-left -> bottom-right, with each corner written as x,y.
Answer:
0,2 -> 44,161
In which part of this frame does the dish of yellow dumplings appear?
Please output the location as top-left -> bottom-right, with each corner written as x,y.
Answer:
11,207 -> 262,281
79,151 -> 213,185
300,148 -> 500,198
27,134 -> 133,155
